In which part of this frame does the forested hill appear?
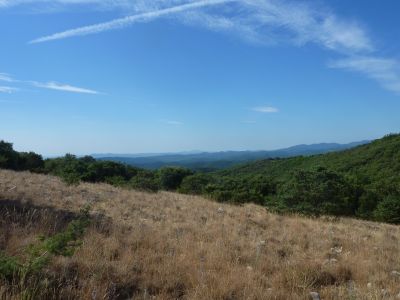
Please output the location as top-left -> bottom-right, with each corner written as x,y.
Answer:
95,140 -> 369,171
218,133 -> 400,187
177,134 -> 400,223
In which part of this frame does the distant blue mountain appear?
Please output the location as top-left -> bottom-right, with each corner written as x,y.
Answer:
95,140 -> 370,171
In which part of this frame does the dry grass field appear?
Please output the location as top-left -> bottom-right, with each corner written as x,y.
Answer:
1,169 -> 400,299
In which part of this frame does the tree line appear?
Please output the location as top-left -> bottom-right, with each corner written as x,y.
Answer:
1,137 -> 399,224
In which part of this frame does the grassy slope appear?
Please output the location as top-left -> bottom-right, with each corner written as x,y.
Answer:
1,169 -> 400,299
218,134 -> 400,185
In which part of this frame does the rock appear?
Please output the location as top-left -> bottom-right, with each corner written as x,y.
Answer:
367,282 -> 372,289
217,207 -> 224,214
330,246 -> 343,254
309,292 -> 321,300
323,258 -> 338,265
259,240 -> 266,246
381,289 -> 389,297
391,270 -> 400,277
246,266 -> 253,271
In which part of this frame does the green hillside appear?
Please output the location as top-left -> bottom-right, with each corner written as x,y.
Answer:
220,133 -> 400,187
179,134 -> 400,222
1,134 -> 399,223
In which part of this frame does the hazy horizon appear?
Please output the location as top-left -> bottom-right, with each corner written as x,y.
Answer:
19,138 -> 373,158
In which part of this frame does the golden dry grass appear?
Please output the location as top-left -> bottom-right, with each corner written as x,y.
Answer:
1,169 -> 400,299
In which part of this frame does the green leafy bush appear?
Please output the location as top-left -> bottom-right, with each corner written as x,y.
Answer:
158,167 -> 194,191
0,252 -> 20,280
373,194 -> 400,224
129,171 -> 159,192
278,168 -> 357,216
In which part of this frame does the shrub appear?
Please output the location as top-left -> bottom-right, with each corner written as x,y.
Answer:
129,170 -> 159,192
0,252 -> 20,280
178,173 -> 213,195
278,167 -> 357,216
373,194 -> 400,224
158,167 -> 194,191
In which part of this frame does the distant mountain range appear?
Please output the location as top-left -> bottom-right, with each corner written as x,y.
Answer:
93,140 -> 370,171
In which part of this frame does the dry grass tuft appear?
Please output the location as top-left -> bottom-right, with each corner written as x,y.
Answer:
1,169 -> 400,299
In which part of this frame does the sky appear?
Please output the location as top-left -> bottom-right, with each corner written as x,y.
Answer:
1,0 -> 400,156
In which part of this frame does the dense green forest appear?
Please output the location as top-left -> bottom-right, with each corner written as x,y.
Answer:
1,134 -> 399,223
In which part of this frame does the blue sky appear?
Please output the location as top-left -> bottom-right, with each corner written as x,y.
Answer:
1,0 -> 400,155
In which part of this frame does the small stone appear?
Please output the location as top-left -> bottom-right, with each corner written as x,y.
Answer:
217,207 -> 224,214
367,282 -> 372,289
309,292 -> 321,300
246,266 -> 253,271
391,270 -> 400,277
330,246 -> 343,254
259,240 -> 266,246
323,258 -> 338,265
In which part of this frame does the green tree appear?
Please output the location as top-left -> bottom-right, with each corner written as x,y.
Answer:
179,173 -> 213,195
278,167 -> 357,216
373,194 -> 400,224
158,167 -> 193,191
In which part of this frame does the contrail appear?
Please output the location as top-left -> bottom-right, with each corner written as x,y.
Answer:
29,0 -> 234,44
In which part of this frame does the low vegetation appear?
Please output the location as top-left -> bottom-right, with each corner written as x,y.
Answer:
1,134 -> 399,224
1,169 -> 400,299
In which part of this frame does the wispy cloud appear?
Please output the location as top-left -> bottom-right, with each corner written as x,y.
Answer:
165,120 -> 184,125
29,0 -> 372,54
0,73 -> 13,82
0,86 -> 18,93
252,106 -> 279,113
0,0 -> 128,9
0,71 -> 100,95
329,56 -> 400,94
32,81 -> 99,94
29,0 -> 234,44
6,0 -> 397,94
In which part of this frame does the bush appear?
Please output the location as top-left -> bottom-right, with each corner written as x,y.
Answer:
0,252 -> 20,280
158,167 -> 194,191
17,152 -> 44,171
278,167 -> 357,216
373,194 -> 400,224
178,173 -> 213,195
129,171 -> 159,192
0,141 -> 21,170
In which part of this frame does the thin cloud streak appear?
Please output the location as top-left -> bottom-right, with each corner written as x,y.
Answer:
32,81 -> 100,94
0,71 -> 100,95
29,0 -> 234,44
0,86 -> 18,93
252,106 -> 279,113
0,73 -> 13,82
